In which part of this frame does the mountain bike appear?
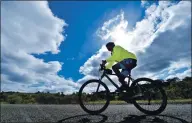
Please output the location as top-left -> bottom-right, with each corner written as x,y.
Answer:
78,64 -> 167,115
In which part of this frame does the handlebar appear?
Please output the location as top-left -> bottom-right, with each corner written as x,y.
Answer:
99,64 -> 105,71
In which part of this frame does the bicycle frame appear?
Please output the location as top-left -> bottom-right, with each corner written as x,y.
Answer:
98,70 -> 134,92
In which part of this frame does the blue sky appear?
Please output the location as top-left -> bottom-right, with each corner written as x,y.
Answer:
1,1 -> 191,93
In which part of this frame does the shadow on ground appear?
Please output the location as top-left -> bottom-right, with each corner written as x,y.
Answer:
119,115 -> 189,123
57,114 -> 190,123
57,114 -> 108,123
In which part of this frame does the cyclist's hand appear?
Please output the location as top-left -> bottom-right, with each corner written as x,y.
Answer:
102,60 -> 107,65
100,60 -> 107,71
99,64 -> 105,71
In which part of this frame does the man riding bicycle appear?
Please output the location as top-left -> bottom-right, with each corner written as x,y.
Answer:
102,42 -> 137,91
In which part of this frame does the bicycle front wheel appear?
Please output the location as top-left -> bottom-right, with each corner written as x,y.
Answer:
131,78 -> 167,115
78,79 -> 110,114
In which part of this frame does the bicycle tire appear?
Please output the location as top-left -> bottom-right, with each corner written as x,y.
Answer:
131,78 -> 167,115
78,79 -> 110,115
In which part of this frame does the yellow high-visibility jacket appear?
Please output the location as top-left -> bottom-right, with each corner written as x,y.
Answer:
106,45 -> 137,69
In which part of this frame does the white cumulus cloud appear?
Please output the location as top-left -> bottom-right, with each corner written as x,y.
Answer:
1,1 -> 80,93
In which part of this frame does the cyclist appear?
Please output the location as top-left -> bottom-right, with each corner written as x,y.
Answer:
102,42 -> 137,91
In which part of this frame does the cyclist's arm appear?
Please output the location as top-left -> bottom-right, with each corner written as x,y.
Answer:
105,48 -> 117,69
106,56 -> 115,62
105,61 -> 115,69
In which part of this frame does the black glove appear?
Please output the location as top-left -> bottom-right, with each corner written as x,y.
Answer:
102,60 -> 107,65
105,69 -> 112,74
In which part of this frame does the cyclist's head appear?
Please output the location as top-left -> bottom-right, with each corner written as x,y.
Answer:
106,42 -> 115,51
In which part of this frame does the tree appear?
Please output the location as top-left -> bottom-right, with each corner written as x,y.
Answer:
166,77 -> 180,83
7,95 -> 22,104
182,76 -> 192,81
35,91 -> 41,94
61,92 -> 65,96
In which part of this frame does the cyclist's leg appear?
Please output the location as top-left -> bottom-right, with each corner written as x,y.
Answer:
112,63 -> 121,77
118,59 -> 137,94
112,59 -> 137,84
121,69 -> 130,77
121,58 -> 137,73
112,63 -> 126,84
119,58 -> 137,82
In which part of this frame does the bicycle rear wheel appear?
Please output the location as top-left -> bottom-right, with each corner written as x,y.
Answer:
131,78 -> 167,115
78,79 -> 110,114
